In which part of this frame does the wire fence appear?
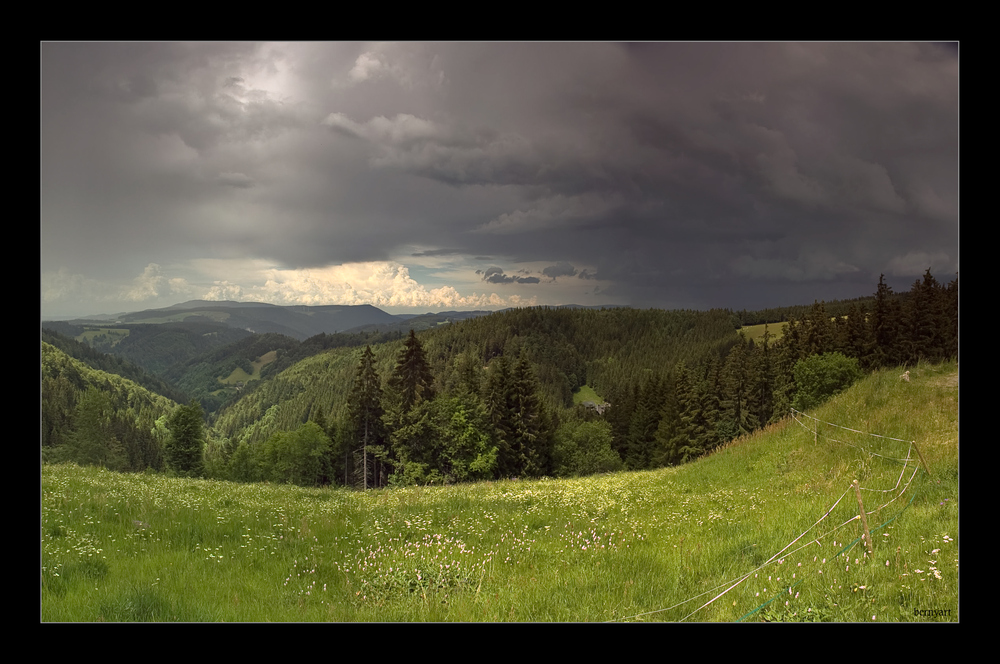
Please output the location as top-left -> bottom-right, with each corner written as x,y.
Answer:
611,409 -> 928,623
790,407 -> 916,464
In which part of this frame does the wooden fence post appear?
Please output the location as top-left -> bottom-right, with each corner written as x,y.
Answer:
853,480 -> 874,556
910,440 -> 932,478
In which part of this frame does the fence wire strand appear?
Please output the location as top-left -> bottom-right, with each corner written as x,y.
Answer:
612,410 -> 926,623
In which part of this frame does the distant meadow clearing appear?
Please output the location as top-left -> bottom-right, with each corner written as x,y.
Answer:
41,362 -> 957,622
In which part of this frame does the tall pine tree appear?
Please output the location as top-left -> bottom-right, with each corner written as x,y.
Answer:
625,373 -> 665,470
748,327 -> 776,426
389,330 -> 435,413
871,274 -> 902,368
509,352 -> 553,478
719,337 -> 753,441
484,354 -> 516,476
385,330 -> 436,484
347,346 -> 385,490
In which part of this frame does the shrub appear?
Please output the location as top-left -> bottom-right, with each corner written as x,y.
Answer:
792,352 -> 862,411
554,420 -> 622,477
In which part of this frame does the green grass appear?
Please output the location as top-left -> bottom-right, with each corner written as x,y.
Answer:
740,322 -> 789,343
572,384 -> 603,405
77,327 -> 130,346
42,361 -> 957,622
218,351 -> 278,386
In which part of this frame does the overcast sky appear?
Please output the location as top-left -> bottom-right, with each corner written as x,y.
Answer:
41,42 -> 958,319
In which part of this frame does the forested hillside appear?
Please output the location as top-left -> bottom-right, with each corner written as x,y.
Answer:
42,321 -> 253,377
116,301 -> 402,339
42,328 -> 188,404
41,342 -> 178,471
158,332 -> 301,416
41,270 -> 957,490
204,271 -> 956,488
208,307 -> 743,486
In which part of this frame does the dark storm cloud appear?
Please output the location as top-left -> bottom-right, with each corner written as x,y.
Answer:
477,267 -> 541,285
328,43 -> 954,306
412,248 -> 462,257
42,42 -> 957,316
543,262 -> 578,280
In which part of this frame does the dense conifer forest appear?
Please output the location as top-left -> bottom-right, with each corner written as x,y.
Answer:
41,271 -> 957,488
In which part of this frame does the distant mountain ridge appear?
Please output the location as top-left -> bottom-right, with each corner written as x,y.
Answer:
161,300 -> 278,310
49,301 -> 631,333
44,300 -> 634,342
48,301 -> 405,341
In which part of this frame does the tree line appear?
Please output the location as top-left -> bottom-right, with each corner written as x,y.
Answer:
207,307 -> 741,486
616,269 -> 958,466
216,330 -> 553,487
43,270 -> 956,487
208,271 -> 956,487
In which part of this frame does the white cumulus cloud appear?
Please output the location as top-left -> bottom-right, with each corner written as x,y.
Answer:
204,261 -> 534,310
120,264 -> 192,302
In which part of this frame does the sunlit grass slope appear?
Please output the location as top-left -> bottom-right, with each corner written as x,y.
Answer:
42,361 -> 957,622
740,321 -> 788,343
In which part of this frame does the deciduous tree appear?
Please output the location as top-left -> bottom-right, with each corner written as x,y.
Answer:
792,352 -> 862,411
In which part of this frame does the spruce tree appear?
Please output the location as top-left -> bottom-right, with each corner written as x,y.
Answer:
509,353 -> 552,477
606,381 -> 638,463
69,387 -> 126,471
347,346 -> 385,490
871,274 -> 901,368
770,331 -> 798,423
902,268 -> 949,363
844,302 -> 875,369
900,269 -> 936,363
945,274 -> 958,360
484,354 -> 515,477
693,359 -> 722,454
720,337 -> 752,441
804,301 -> 833,356
653,364 -> 685,466
452,349 -> 483,396
747,327 -> 774,427
625,373 -> 665,470
165,399 -> 206,478
783,315 -> 806,365
668,361 -> 699,464
389,330 -> 435,413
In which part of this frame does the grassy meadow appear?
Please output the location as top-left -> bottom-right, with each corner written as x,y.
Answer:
78,327 -> 130,346
41,361 -> 957,622
740,321 -> 789,344
218,350 -> 279,386
572,384 -> 604,406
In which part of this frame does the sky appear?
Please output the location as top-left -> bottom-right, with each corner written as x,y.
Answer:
41,42 -> 958,320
